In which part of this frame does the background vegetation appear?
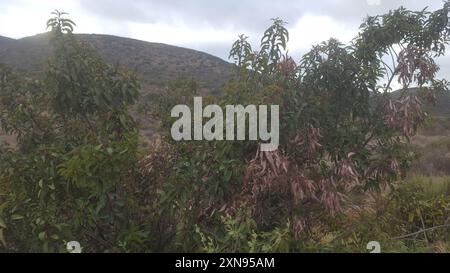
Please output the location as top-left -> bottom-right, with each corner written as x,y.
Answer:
1,4 -> 450,252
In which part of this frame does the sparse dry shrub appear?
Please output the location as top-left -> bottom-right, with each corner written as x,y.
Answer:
140,135 -> 176,188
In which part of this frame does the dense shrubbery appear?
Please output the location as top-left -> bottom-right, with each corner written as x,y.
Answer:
1,5 -> 450,252
0,11 -> 141,252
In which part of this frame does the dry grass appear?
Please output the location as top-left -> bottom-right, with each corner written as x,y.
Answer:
0,132 -> 17,148
410,117 -> 450,176
406,175 -> 450,197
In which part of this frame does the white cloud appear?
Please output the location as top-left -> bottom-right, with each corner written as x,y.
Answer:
0,0 -> 81,38
367,0 -> 382,6
288,14 -> 358,58
128,21 -> 236,47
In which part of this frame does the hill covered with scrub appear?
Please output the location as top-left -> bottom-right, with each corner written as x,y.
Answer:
0,32 -> 235,143
0,33 -> 233,92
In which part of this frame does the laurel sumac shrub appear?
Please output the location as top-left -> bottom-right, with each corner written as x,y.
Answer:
150,4 -> 450,250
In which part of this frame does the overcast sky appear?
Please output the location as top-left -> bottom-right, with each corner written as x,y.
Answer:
0,0 -> 449,86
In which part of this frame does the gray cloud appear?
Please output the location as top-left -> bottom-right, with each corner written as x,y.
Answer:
1,0 -> 448,64
78,0 -> 445,31
75,0 -> 448,61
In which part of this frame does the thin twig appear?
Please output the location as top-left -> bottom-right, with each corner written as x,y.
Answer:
392,224 -> 450,240
419,214 -> 429,244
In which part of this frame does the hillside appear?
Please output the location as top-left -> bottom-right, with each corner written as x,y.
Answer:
426,90 -> 450,118
0,36 -> 15,46
391,88 -> 450,118
0,33 -> 235,145
0,33 -> 233,92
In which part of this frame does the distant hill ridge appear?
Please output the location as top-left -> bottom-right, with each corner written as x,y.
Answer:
0,36 -> 15,45
2,34 -> 449,119
0,33 -> 233,92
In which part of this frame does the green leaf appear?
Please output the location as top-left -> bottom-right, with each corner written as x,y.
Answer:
0,217 -> 6,229
0,229 -> 6,247
11,214 -> 24,221
408,212 -> 415,223
38,231 -> 47,241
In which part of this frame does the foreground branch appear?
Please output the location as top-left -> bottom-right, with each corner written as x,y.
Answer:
392,224 -> 450,240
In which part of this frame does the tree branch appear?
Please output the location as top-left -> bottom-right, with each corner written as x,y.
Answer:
392,223 -> 450,240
